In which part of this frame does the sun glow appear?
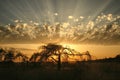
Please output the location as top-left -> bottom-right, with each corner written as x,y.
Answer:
68,16 -> 74,19
0,0 -> 120,62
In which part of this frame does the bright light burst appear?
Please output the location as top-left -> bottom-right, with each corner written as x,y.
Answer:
0,0 -> 119,44
68,16 -> 74,19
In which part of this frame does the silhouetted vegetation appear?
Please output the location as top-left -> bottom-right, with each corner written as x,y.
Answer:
0,44 -> 120,80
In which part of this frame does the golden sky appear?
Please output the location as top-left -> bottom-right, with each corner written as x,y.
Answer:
0,44 -> 120,59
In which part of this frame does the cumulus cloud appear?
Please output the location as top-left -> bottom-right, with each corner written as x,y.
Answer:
0,14 -> 120,44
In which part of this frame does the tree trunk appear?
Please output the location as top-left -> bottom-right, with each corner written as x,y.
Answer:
57,53 -> 61,71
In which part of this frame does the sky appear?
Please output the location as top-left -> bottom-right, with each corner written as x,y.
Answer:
0,0 -> 120,58
0,0 -> 120,24
0,0 -> 120,45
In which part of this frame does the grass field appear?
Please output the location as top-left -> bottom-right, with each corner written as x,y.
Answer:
0,61 -> 120,80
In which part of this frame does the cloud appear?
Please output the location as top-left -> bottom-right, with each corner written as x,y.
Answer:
0,14 -> 120,44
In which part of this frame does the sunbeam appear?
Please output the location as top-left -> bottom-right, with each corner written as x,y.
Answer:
0,1 -> 120,80
0,0 -> 119,46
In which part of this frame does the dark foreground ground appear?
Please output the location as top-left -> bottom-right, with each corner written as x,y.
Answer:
0,62 -> 120,80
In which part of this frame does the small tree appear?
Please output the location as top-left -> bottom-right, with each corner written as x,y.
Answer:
4,50 -> 14,62
14,52 -> 28,62
0,48 -> 6,61
115,54 -> 120,59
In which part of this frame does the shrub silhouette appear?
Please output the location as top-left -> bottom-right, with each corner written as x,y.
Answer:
4,50 -> 14,62
14,52 -> 29,62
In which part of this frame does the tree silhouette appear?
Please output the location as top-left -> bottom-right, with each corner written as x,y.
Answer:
0,48 -> 6,61
31,43 -> 80,70
84,51 -> 91,61
115,54 -> 120,59
29,43 -> 93,70
14,52 -> 28,62
40,43 -> 64,70
4,50 -> 14,62
29,52 -> 41,62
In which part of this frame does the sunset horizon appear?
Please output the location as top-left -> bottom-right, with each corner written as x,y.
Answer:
0,0 -> 120,80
